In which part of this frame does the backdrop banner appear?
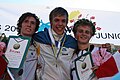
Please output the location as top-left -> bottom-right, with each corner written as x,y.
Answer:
1,3 -> 120,45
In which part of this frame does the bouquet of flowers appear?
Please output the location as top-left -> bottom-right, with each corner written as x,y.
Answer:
0,33 -> 8,78
0,42 -> 6,56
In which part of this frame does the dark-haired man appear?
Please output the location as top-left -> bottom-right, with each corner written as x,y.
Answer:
9,12 -> 43,80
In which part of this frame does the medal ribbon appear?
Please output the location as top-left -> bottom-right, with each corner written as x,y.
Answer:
51,35 -> 66,58
48,28 -> 66,58
33,41 -> 40,56
13,37 -> 25,43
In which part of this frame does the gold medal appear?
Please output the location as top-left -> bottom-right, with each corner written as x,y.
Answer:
81,62 -> 87,69
13,38 -> 25,50
13,43 -> 20,49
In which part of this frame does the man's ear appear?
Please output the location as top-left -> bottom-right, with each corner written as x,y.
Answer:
50,22 -> 53,28
74,33 -> 78,39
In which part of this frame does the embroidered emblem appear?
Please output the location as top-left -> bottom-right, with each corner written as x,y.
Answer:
62,48 -> 67,51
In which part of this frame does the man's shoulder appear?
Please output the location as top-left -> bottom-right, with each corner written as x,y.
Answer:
64,35 -> 77,49
35,28 -> 48,36
33,28 -> 51,44
66,35 -> 76,42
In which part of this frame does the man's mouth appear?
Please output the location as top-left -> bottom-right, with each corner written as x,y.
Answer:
57,26 -> 63,31
26,28 -> 31,32
80,36 -> 87,40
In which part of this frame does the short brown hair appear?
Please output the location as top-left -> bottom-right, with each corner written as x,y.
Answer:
73,18 -> 96,36
49,7 -> 68,24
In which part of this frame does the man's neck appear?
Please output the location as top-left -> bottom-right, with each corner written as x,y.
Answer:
78,43 -> 89,50
51,29 -> 64,41
20,34 -> 32,38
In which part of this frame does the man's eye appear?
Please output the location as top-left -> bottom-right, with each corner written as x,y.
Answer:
31,21 -> 36,25
24,20 -> 28,23
54,19 -> 59,22
78,30 -> 83,33
62,19 -> 66,23
85,31 -> 90,34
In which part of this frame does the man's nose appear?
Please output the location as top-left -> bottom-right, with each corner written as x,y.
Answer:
81,31 -> 86,34
58,21 -> 63,25
27,22 -> 31,27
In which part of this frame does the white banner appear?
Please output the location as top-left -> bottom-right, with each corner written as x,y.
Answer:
0,3 -> 120,45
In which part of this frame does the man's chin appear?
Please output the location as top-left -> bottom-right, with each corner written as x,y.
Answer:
57,31 -> 64,35
79,41 -> 89,44
22,33 -> 32,37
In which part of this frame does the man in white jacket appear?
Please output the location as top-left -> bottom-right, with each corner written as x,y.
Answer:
8,12 -> 43,80
70,18 -> 112,80
34,7 -> 77,80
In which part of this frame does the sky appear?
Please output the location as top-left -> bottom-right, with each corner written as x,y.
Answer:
1,0 -> 120,12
